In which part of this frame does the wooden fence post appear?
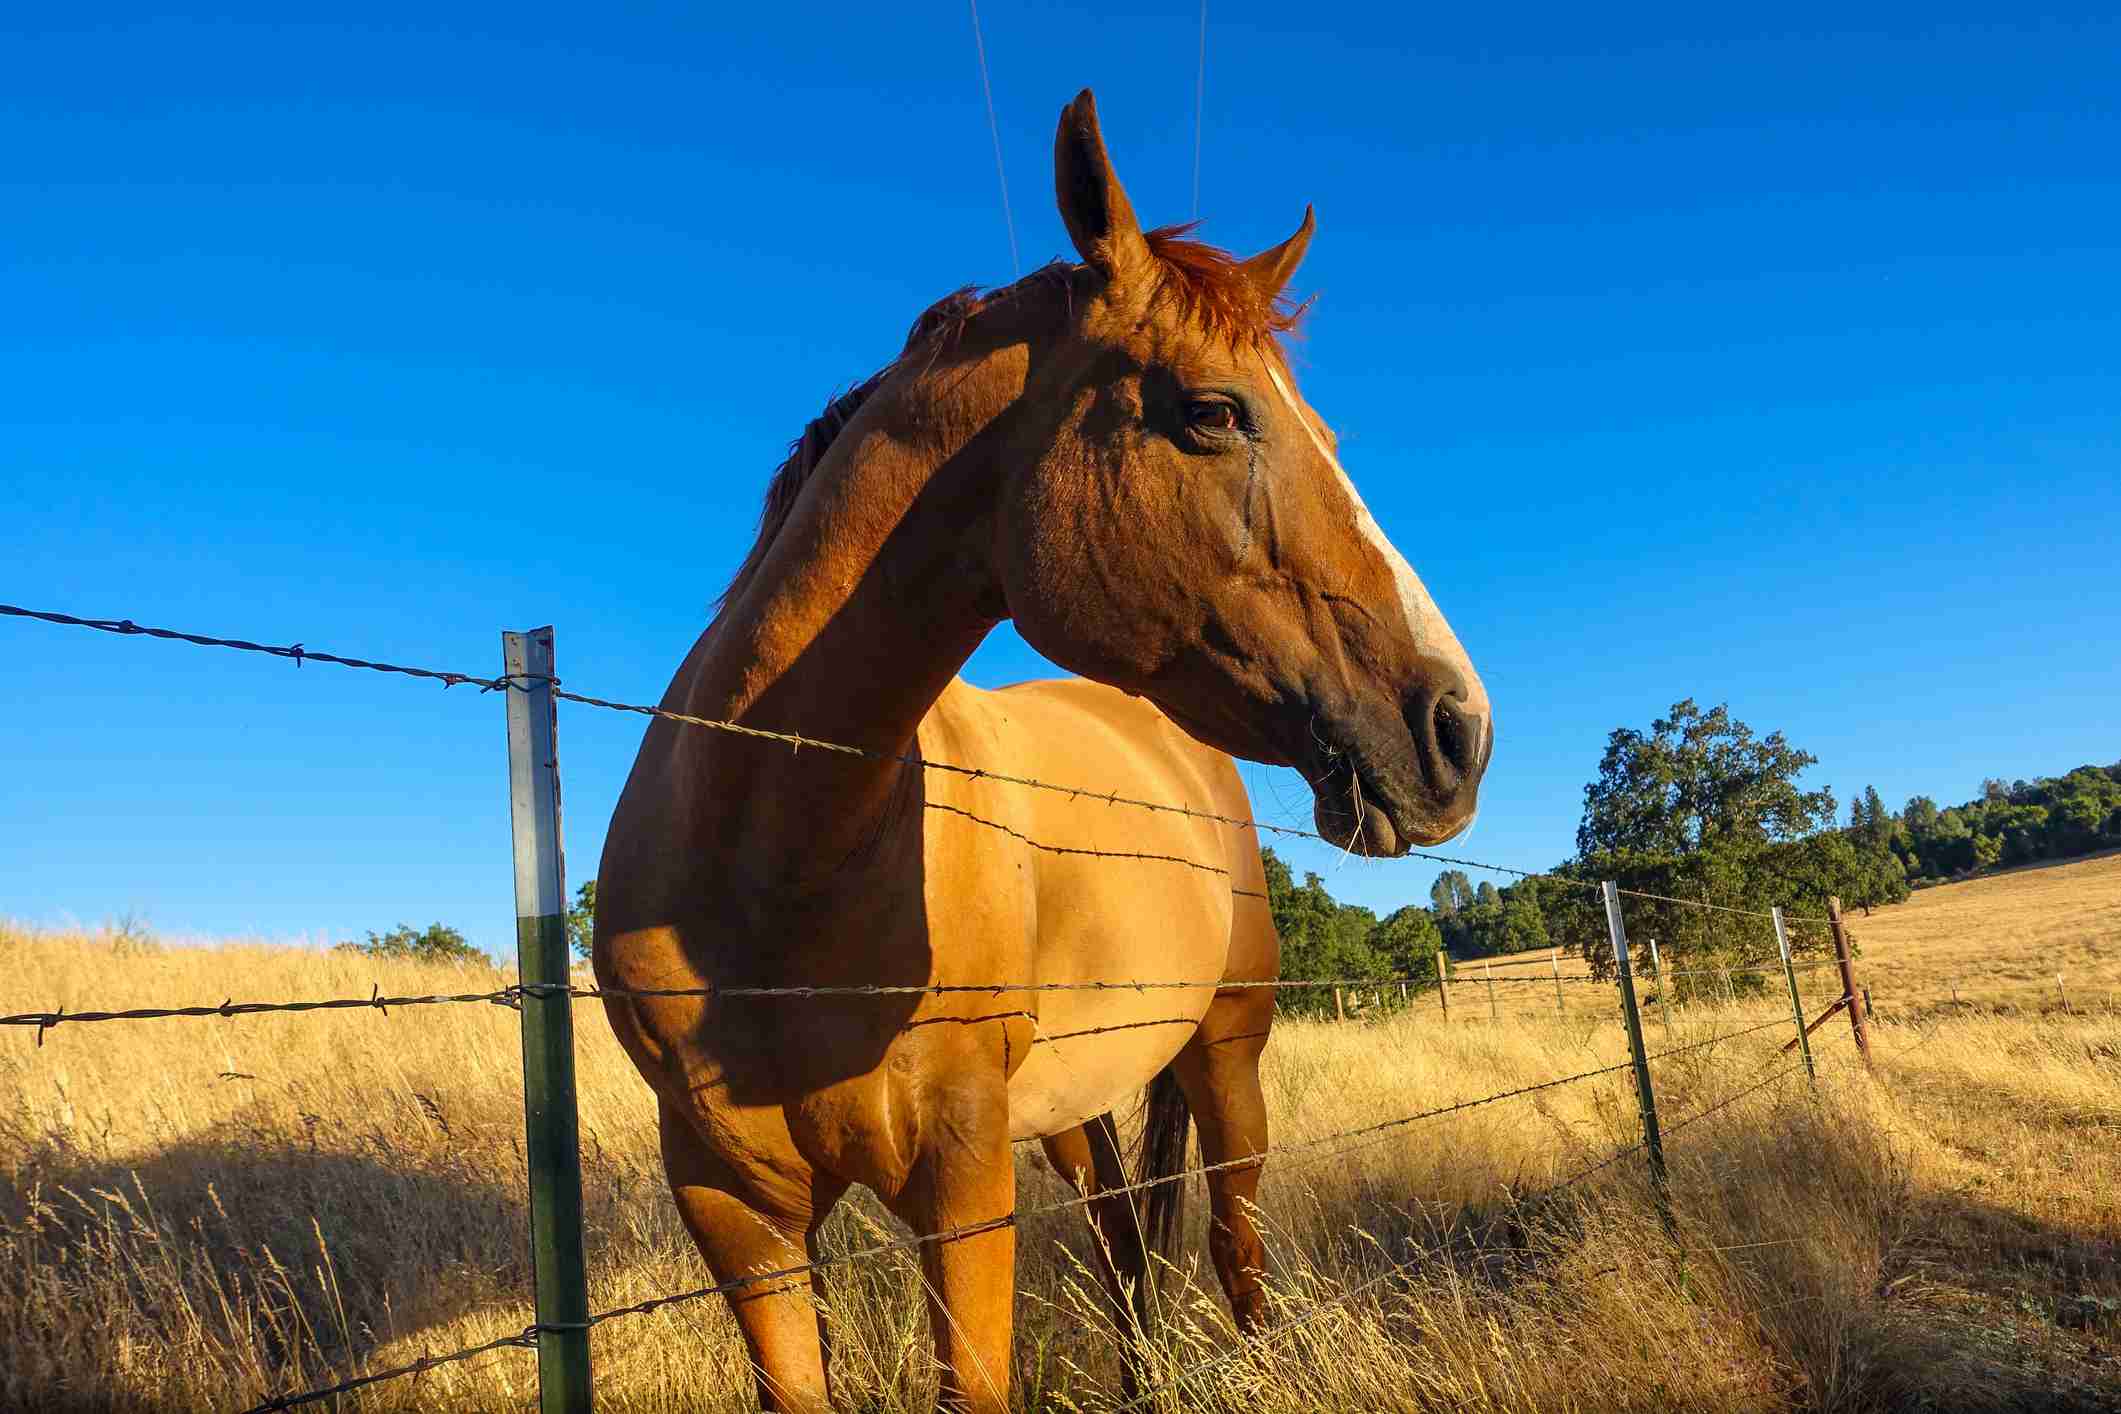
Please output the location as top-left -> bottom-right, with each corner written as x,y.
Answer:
503,628 -> 593,1413
1436,946 -> 1451,1022
1601,881 -> 1671,1230
1334,986 -> 1345,1021
1824,896 -> 1872,1065
1485,962 -> 1498,1023
1770,907 -> 1816,1088
2057,973 -> 2072,1015
1552,953 -> 1565,1016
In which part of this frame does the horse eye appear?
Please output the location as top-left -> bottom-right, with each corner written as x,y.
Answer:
1186,400 -> 1239,432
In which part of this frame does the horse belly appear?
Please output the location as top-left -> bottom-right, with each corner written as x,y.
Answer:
1002,867 -> 1233,1140
1004,986 -> 1216,1139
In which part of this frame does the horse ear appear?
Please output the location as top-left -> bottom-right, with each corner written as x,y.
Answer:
1054,89 -> 1151,281
1239,205 -> 1316,300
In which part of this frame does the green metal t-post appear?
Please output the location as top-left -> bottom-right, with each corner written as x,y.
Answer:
1771,907 -> 1816,1088
504,628 -> 593,1412
1602,881 -> 1672,1234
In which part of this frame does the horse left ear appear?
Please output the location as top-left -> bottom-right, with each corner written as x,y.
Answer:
1238,205 -> 1315,300
1054,89 -> 1152,282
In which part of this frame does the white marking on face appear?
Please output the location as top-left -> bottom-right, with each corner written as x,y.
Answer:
1261,361 -> 1486,722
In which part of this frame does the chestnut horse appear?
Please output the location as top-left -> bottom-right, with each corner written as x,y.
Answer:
595,90 -> 1491,1411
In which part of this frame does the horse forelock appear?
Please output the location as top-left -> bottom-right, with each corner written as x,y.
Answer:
1142,223 -> 1310,353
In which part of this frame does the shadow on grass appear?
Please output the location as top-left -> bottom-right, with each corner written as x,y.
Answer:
3,1102 -> 531,1414
1859,1189 -> 2121,1414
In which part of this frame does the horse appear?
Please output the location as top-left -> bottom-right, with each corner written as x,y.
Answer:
594,89 -> 1491,1412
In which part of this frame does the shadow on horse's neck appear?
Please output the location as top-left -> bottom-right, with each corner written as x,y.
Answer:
665,346 -> 1038,877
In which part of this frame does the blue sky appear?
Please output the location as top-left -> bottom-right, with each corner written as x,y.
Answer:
4,3 -> 2116,954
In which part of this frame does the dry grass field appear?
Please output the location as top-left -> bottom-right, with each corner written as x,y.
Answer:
1837,850 -> 2121,1017
1460,849 -> 2121,1026
3,870 -> 2117,1413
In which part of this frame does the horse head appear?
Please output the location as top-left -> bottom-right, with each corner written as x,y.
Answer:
994,91 -> 1491,855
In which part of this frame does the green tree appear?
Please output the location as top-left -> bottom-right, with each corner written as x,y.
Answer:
1428,870 -> 1474,915
337,922 -> 487,966
1371,905 -> 1442,982
566,879 -> 598,961
1577,699 -> 1837,858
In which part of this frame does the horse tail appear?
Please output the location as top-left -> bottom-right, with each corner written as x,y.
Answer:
1135,1065 -> 1192,1266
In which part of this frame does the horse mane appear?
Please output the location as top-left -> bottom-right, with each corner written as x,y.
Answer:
713,229 -> 1305,614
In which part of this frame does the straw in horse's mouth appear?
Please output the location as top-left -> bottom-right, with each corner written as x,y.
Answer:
1311,754 -> 1408,858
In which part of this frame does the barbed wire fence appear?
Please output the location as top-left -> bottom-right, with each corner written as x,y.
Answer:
2,602 -> 1896,1412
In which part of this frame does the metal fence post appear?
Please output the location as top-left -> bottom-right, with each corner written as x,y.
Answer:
1436,946 -> 1451,1022
504,628 -> 593,1412
1824,896 -> 1871,1065
1601,882 -> 1670,1229
1485,962 -> 1498,1023
1551,953 -> 1565,1016
1770,907 -> 1816,1088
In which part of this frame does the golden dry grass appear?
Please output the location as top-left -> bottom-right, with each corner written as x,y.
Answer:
1837,850 -> 2121,1016
3,913 -> 2117,1413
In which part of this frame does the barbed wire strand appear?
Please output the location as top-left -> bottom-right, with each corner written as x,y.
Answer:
4,603 -> 1886,942
2,958 -> 1855,1043
0,973 -> 1442,1043
0,604 -> 511,690
0,602 -> 1585,885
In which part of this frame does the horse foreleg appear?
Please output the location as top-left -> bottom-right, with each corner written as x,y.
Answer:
658,1098 -> 846,1412
1040,1114 -> 1154,1388
1170,994 -> 1272,1333
888,1085 -> 1016,1414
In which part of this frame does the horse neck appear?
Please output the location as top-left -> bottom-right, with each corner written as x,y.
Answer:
667,354 -> 1023,880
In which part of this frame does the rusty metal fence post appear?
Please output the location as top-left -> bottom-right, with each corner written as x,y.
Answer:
1601,882 -> 1670,1230
1824,896 -> 1871,1065
503,628 -> 593,1412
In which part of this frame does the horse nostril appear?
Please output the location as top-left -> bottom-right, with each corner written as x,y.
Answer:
1430,693 -> 1483,790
